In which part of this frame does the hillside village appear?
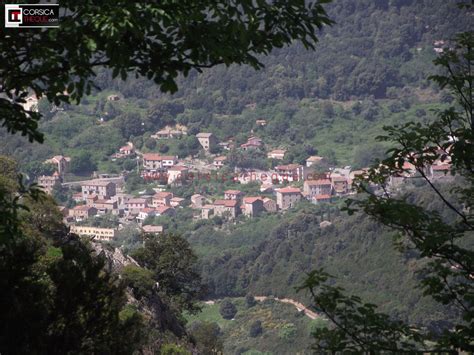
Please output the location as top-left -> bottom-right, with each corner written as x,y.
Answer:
37,120 -> 454,242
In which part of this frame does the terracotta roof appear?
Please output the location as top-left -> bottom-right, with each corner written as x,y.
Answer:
243,197 -> 262,204
314,194 -> 331,200
171,197 -> 185,202
214,156 -> 227,161
307,156 -> 323,162
269,149 -> 286,154
432,164 -> 450,171
275,164 -> 302,171
127,198 -> 147,204
140,207 -> 156,213
142,153 -> 177,161
214,199 -> 239,207
153,192 -> 173,199
277,187 -> 301,194
156,206 -> 174,214
73,205 -> 94,211
80,179 -> 114,187
305,179 -> 332,186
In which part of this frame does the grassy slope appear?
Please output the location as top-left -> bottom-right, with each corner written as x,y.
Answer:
185,298 -> 328,355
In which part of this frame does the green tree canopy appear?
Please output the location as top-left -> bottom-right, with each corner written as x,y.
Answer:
300,30 -> 474,353
0,1 -> 332,143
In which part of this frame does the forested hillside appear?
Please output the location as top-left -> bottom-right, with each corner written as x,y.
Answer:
0,1 -> 469,168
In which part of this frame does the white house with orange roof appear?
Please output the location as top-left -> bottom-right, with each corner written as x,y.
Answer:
267,149 -> 286,160
306,156 -> 324,167
274,164 -> 306,183
152,192 -> 173,207
213,156 -> 227,169
142,153 -> 178,171
119,143 -> 134,156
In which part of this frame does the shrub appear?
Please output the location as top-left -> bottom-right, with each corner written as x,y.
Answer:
219,299 -> 237,320
249,320 -> 263,337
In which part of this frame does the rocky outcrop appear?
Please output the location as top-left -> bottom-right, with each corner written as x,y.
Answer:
91,242 -> 191,352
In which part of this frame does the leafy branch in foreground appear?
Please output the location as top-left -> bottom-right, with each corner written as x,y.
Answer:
300,31 -> 474,353
0,0 -> 332,143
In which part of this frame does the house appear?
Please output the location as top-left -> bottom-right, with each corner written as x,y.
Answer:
241,136 -> 263,151
274,164 -> 306,182
191,194 -> 205,208
107,94 -> 121,101
119,144 -> 134,156
262,197 -> 277,212
306,156 -> 324,168
88,198 -> 117,214
69,205 -> 97,221
213,199 -> 240,219
141,225 -> 164,234
213,156 -> 227,169
126,198 -> 149,214
276,187 -> 301,210
81,180 -> 116,200
170,197 -> 186,207
201,205 -> 214,219
38,172 -> 62,194
155,205 -> 176,217
331,176 -> 349,195
45,155 -> 71,176
267,149 -> 286,160
242,197 -> 264,217
303,179 -> 332,198
70,226 -> 117,241
218,141 -> 234,151
224,190 -> 244,202
256,119 -> 267,126
152,192 -> 173,207
430,164 -> 451,179
196,132 -> 217,151
142,154 -> 178,171
167,166 -> 188,184
312,194 -> 332,204
137,208 -> 156,224
152,128 -> 184,139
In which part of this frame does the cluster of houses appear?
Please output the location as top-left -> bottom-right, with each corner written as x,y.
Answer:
194,189 -> 277,220
37,124 -> 457,242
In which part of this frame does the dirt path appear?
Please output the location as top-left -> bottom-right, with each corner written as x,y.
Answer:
254,296 -> 319,320
205,296 -> 321,320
